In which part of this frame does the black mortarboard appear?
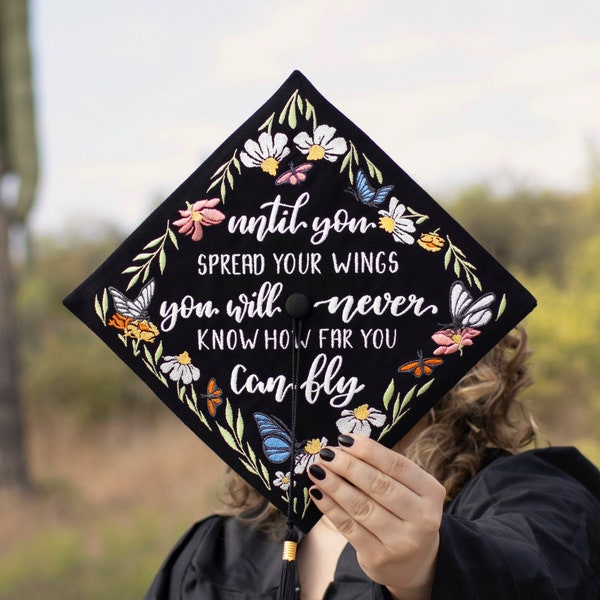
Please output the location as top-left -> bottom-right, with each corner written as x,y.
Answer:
64,71 -> 535,542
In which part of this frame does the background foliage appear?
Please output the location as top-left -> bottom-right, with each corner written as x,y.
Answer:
3,175 -> 600,598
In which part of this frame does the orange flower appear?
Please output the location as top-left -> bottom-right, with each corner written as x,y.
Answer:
125,320 -> 159,342
108,312 -> 131,330
418,230 -> 445,252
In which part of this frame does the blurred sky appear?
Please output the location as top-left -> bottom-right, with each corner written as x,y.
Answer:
29,0 -> 600,234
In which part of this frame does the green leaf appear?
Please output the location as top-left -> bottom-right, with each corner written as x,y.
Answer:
453,258 -> 461,277
186,396 -> 197,413
238,458 -> 257,475
278,106 -> 287,125
340,151 -> 351,173
220,181 -> 226,200
168,227 -> 179,249
296,94 -> 304,112
366,159 -> 376,179
288,100 -> 297,129
143,344 -> 153,365
233,155 -> 241,173
206,178 -> 220,192
143,236 -> 163,250
126,271 -> 141,291
236,409 -> 245,441
497,293 -> 507,320
305,101 -> 317,128
142,263 -> 151,283
94,295 -> 103,321
102,289 -> 109,316
159,248 -> 167,274
382,379 -> 395,410
392,393 -> 401,420
154,341 -> 163,363
198,410 -> 212,431
377,425 -> 390,440
443,246 -> 452,270
417,379 -> 435,396
473,273 -> 482,292
400,385 -> 416,410
246,442 -> 257,464
259,461 -> 271,488
217,423 -> 239,451
226,169 -> 234,189
121,266 -> 140,274
133,252 -> 153,262
373,164 -> 383,184
258,112 -> 275,133
225,400 -> 234,431
211,161 -> 229,178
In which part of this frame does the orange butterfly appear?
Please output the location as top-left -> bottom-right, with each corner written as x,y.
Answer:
398,351 -> 443,378
202,377 -> 223,416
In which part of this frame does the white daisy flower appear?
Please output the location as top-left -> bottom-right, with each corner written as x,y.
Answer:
239,132 -> 290,176
273,471 -> 294,491
336,404 -> 386,437
294,437 -> 328,474
293,124 -> 347,162
378,197 -> 416,244
160,351 -> 200,385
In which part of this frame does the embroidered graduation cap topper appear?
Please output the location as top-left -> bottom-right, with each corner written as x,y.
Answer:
64,71 -> 536,533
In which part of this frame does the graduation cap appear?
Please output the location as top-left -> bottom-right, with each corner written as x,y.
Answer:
64,71 -> 535,589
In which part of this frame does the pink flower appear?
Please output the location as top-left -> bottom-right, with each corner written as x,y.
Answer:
431,327 -> 481,356
173,198 -> 225,242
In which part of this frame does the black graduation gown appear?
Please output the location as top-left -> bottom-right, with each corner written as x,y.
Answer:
144,447 -> 600,599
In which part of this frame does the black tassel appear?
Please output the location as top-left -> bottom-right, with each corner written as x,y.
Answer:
277,525 -> 299,600
279,297 -> 312,600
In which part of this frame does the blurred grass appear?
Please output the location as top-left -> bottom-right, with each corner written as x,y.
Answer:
0,510 -> 178,600
0,415 -> 223,600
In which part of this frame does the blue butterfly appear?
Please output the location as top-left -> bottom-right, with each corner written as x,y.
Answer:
253,412 -> 296,464
346,169 -> 394,207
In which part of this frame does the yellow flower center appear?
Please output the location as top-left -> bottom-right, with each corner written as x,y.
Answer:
177,351 -> 192,365
304,438 -> 323,455
379,216 -> 395,233
353,404 -> 370,421
451,334 -> 463,345
191,211 -> 204,222
260,157 -> 279,176
281,475 -> 290,485
307,144 -> 325,160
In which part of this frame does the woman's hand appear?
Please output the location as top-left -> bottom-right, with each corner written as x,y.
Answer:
307,434 -> 446,600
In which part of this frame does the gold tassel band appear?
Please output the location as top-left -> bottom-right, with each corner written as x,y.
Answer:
282,540 -> 297,561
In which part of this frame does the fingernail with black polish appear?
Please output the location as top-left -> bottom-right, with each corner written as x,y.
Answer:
319,448 -> 335,462
338,434 -> 354,447
310,487 -> 323,501
309,463 -> 326,480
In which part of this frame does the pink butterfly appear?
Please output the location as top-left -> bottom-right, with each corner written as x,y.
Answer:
275,162 -> 313,186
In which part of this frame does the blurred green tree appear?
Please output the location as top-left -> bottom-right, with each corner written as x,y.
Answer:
0,0 -> 38,488
19,229 -> 160,424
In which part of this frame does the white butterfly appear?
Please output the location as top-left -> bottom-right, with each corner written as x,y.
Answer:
449,280 -> 495,329
108,279 -> 155,320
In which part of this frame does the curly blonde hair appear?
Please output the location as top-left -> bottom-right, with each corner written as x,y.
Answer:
219,326 -> 537,533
